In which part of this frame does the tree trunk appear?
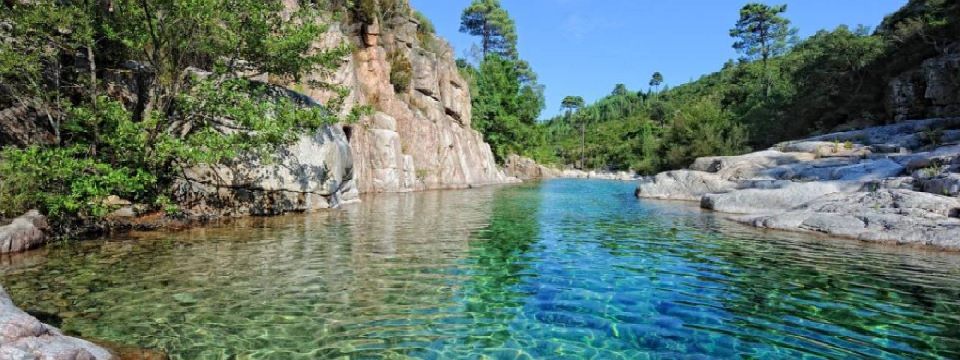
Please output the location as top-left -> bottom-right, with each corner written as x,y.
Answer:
87,44 -> 99,157
580,123 -> 585,169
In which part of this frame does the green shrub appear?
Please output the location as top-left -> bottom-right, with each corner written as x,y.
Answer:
1,145 -> 154,219
414,10 -> 435,36
389,51 -> 413,93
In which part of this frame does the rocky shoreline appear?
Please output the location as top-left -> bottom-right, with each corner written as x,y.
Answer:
636,118 -> 960,250
503,154 -> 640,181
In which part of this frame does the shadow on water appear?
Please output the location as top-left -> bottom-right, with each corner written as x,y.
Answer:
1,179 -> 960,359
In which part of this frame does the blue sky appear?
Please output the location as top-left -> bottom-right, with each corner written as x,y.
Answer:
408,0 -> 908,119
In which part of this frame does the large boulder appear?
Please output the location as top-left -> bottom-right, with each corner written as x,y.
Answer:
503,154 -> 558,180
1,286 -> 114,359
0,211 -> 48,255
174,125 -> 358,217
690,150 -> 815,173
829,158 -> 905,181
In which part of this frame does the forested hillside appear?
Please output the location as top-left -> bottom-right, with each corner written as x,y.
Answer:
492,0 -> 959,174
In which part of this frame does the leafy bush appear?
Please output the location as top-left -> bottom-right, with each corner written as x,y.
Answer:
389,51 -> 413,93
0,0 -> 354,223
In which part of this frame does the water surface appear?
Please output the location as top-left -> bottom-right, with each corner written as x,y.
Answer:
3,180 -> 960,359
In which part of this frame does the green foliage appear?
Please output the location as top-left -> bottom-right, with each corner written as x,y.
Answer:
468,54 -> 545,161
534,0 -> 958,173
661,95 -> 748,170
388,50 -> 413,93
649,72 -> 664,92
730,3 -> 797,63
414,10 -> 436,36
457,0 -> 544,163
0,0 -> 351,222
341,0 -> 410,25
460,0 -> 519,59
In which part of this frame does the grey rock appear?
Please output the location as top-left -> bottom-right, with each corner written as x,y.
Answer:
636,171 -> 737,201
0,286 -> 113,359
691,150 -> 814,173
735,190 -> 960,249
888,54 -> 960,122
638,118 -> 960,250
0,211 -> 48,255
830,158 -> 905,181
919,173 -> 960,197
175,124 -> 357,217
701,181 -> 862,215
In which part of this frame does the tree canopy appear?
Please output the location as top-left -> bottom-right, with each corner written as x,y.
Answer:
459,0 -> 518,59
0,0 -> 354,220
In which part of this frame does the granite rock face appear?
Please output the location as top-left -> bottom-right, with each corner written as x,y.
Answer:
174,125 -> 359,217
636,118 -> 960,249
0,286 -> 114,360
888,53 -> 960,122
290,6 -> 517,194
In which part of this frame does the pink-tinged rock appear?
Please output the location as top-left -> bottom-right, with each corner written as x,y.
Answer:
0,210 -> 48,254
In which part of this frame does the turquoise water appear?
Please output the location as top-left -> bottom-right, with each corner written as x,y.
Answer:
3,180 -> 960,359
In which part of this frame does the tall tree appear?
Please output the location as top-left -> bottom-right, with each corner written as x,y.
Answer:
649,72 -> 664,93
459,0 -> 518,59
560,96 -> 587,168
730,3 -> 796,96
612,84 -> 629,96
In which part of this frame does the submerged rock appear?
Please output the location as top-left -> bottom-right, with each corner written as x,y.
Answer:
0,285 -> 114,359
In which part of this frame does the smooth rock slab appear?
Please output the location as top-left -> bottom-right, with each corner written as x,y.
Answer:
690,150 -> 815,173
830,158 -> 905,181
701,181 -> 863,215
734,189 -> 960,249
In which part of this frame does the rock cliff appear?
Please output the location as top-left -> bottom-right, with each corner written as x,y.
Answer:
289,9 -> 516,194
172,5 -> 517,216
888,53 -> 960,122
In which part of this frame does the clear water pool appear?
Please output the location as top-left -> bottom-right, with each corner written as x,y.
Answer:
3,180 -> 960,359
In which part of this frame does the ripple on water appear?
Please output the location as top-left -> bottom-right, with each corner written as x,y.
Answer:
2,180 -> 960,359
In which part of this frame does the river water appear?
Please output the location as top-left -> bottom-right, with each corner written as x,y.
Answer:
2,180 -> 960,359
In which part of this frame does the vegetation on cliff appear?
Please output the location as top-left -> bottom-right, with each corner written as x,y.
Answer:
0,0 -> 355,223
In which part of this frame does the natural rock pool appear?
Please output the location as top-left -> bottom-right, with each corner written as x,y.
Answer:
3,180 -> 960,359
